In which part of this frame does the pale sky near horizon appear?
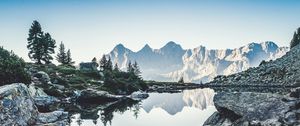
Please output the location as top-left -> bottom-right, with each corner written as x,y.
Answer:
0,0 -> 300,64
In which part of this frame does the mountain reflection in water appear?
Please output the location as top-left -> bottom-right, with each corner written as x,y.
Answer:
70,88 -> 216,126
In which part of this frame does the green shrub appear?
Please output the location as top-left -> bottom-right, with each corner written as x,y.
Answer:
0,47 -> 31,85
57,65 -> 77,75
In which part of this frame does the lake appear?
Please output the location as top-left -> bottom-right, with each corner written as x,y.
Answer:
69,88 -> 216,126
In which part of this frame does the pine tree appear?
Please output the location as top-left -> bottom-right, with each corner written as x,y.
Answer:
27,20 -> 44,64
178,76 -> 184,83
100,55 -> 107,71
106,56 -> 113,71
56,42 -> 67,65
27,20 -> 56,64
66,49 -> 74,65
92,57 -> 99,67
127,61 -> 134,73
92,57 -> 97,62
114,63 -> 119,72
41,33 -> 56,64
290,27 -> 300,48
132,61 -> 141,76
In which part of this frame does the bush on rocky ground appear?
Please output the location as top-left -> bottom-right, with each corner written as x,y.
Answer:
0,47 -> 30,86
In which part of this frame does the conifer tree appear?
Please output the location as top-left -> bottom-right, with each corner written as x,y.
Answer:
66,49 -> 74,65
290,27 -> 300,48
178,76 -> 184,83
133,61 -> 141,76
56,42 -> 67,65
27,20 -> 44,64
106,56 -> 113,71
42,33 -> 56,64
100,55 -> 107,71
92,57 -> 97,62
27,20 -> 56,64
114,63 -> 119,72
127,61 -> 134,73
92,57 -> 99,67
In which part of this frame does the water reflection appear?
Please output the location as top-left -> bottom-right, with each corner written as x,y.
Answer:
70,88 -> 216,126
142,88 -> 214,115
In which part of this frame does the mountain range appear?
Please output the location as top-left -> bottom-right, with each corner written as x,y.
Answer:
108,41 -> 288,83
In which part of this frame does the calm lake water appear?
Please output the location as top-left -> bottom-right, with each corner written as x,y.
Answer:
69,88 -> 216,126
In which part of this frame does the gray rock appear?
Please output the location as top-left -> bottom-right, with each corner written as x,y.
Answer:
290,87 -> 300,98
0,83 -> 38,126
34,71 -> 51,83
208,92 -> 300,125
37,110 -> 68,124
203,112 -> 232,126
0,83 -> 68,125
130,91 -> 149,100
77,88 -> 120,103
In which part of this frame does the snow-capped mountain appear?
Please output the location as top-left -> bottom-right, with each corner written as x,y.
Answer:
108,41 -> 288,83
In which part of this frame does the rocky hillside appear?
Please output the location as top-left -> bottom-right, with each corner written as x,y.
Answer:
108,41 -> 288,83
210,44 -> 300,86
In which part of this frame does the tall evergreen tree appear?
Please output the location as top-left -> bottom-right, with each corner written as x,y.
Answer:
27,20 -> 44,64
106,56 -> 113,71
113,63 -> 119,72
41,33 -> 56,64
100,55 -> 107,71
132,61 -> 141,76
92,57 -> 97,62
178,76 -> 184,83
66,49 -> 74,65
127,61 -> 134,73
290,27 -> 300,48
92,57 -> 99,67
27,20 -> 56,64
56,42 -> 67,65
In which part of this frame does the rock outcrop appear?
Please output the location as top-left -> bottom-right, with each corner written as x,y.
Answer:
204,92 -> 300,125
77,88 -> 120,104
0,83 -> 68,125
210,44 -> 300,86
0,83 -> 38,125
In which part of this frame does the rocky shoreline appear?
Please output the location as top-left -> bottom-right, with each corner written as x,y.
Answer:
204,89 -> 300,125
202,45 -> 300,125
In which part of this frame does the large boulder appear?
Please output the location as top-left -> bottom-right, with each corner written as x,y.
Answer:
77,88 -> 120,104
0,83 -> 38,125
204,92 -> 300,125
33,71 -> 51,84
29,84 -> 61,112
0,83 -> 68,125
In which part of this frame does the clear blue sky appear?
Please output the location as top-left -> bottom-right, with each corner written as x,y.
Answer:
0,0 -> 299,64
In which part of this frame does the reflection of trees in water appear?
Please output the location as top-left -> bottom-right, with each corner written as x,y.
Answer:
100,98 -> 141,126
66,98 -> 141,126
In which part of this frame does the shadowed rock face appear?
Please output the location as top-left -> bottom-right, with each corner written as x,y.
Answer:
0,83 -> 38,125
204,92 -> 300,125
0,83 -> 69,125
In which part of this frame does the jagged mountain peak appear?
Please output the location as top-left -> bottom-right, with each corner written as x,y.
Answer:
138,44 -> 152,53
112,43 -> 132,53
161,41 -> 183,50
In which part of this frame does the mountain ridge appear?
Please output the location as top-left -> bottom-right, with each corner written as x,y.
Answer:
107,41 -> 289,83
